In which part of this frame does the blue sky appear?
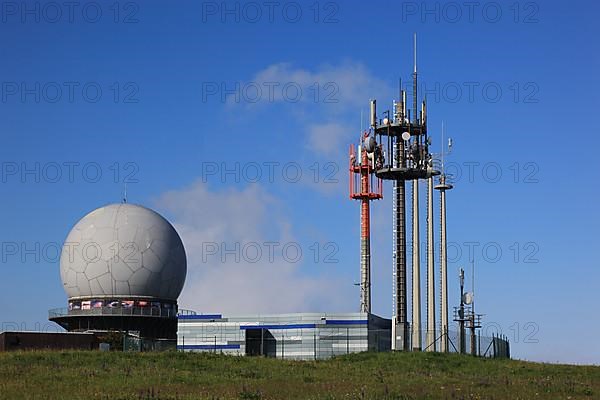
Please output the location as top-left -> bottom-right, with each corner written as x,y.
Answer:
0,0 -> 599,364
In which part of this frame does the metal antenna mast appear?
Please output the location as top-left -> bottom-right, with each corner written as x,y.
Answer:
410,32 -> 423,351
434,122 -> 453,352
469,259 -> 478,356
413,33 -> 418,127
454,263 -> 483,355
350,131 -> 383,314
371,34 -> 439,351
425,162 -> 436,351
411,180 -> 421,351
458,268 -> 466,353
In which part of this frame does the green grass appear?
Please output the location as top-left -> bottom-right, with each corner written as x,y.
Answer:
0,351 -> 598,399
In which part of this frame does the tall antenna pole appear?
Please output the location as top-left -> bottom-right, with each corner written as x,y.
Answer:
369,35 -> 438,352
438,177 -> 450,352
411,179 -> 421,351
392,143 -> 408,350
350,133 -> 383,314
360,109 -> 363,133
409,31 -> 423,352
441,121 -> 445,169
435,127 -> 453,351
472,259 -> 475,314
414,33 -> 417,73
470,260 -> 476,356
413,33 -> 418,125
459,268 -> 466,354
360,155 -> 371,313
425,175 -> 436,351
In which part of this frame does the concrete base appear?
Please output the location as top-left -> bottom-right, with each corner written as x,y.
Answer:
391,318 -> 410,351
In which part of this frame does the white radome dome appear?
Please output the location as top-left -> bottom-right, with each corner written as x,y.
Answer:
60,203 -> 187,301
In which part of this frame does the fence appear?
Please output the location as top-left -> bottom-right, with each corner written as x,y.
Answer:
123,334 -> 176,352
442,330 -> 509,358
49,307 -> 196,319
178,327 -> 509,360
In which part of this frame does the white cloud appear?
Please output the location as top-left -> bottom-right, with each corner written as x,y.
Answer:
155,180 -> 349,314
248,61 -> 391,109
306,121 -> 350,157
241,61 -> 392,157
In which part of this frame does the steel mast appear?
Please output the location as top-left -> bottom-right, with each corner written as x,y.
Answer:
433,122 -> 453,352
425,174 -> 436,351
372,34 -> 439,350
350,133 -> 383,314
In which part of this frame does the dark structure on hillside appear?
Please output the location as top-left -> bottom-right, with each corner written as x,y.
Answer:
0,332 -> 97,352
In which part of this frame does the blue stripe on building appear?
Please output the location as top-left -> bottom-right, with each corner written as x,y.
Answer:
177,344 -> 240,350
325,320 -> 368,325
239,323 -> 316,330
178,314 -> 222,320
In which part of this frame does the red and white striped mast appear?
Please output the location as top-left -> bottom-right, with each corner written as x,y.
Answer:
349,132 -> 383,314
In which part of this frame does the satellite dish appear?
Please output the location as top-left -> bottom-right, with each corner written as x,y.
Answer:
401,132 -> 411,141
364,136 -> 376,153
462,292 -> 474,305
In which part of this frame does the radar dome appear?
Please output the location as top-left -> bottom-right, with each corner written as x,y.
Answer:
60,203 -> 187,301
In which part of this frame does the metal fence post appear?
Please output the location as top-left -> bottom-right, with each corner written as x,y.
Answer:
260,330 -> 264,356
314,331 -> 318,360
347,327 -> 349,354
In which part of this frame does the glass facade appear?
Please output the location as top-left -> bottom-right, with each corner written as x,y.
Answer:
177,312 -> 391,360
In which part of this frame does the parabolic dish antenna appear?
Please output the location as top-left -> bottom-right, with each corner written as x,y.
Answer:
462,292 -> 474,305
364,136 -> 376,153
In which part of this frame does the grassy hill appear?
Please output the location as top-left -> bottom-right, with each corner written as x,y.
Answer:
0,351 -> 597,399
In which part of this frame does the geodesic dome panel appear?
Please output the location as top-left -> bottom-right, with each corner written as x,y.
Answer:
60,203 -> 186,300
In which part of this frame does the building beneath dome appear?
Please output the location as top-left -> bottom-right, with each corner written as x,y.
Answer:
49,203 -> 189,341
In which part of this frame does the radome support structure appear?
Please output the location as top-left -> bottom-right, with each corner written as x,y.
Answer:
350,134 -> 383,314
